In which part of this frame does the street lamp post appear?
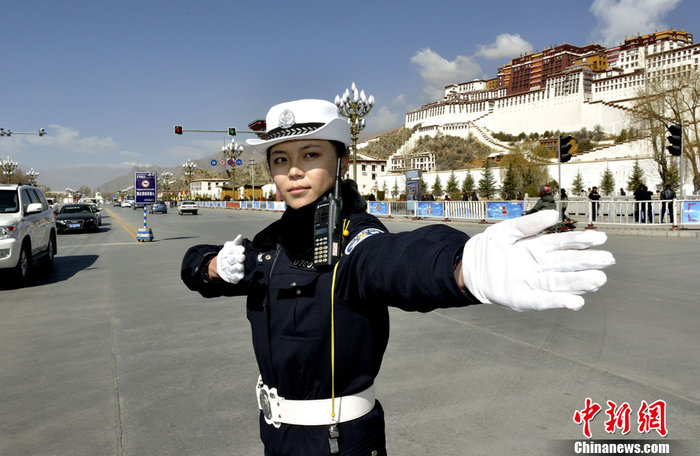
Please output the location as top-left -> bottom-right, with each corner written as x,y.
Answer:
26,168 -> 39,185
1,156 -> 19,184
222,140 -> 244,200
250,158 -> 256,201
182,159 -> 197,197
335,82 -> 374,181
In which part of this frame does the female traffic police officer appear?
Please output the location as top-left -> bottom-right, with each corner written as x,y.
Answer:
181,99 -> 615,455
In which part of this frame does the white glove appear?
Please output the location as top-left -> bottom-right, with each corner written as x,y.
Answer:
461,210 -> 615,311
216,234 -> 246,284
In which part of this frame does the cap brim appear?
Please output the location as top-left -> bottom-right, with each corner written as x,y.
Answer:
245,118 -> 350,155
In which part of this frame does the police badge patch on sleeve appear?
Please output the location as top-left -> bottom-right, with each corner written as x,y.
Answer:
344,228 -> 384,255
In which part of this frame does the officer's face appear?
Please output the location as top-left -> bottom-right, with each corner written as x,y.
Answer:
269,139 -> 348,210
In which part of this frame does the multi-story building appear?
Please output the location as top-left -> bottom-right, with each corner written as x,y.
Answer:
386,29 -> 698,197
190,178 -> 228,200
344,152 -> 388,196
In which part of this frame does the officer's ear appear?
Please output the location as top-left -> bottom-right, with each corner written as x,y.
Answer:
339,154 -> 349,176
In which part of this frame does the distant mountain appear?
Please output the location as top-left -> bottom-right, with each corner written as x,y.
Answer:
39,165 -> 135,192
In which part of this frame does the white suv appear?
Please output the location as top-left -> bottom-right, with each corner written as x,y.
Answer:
0,183 -> 57,285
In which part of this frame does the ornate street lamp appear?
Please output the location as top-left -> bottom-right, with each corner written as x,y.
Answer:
1,156 -> 19,184
335,82 -> 374,180
222,140 -> 244,200
26,168 -> 40,185
182,159 -> 197,196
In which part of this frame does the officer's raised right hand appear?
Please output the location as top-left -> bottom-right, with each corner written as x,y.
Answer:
214,234 -> 246,284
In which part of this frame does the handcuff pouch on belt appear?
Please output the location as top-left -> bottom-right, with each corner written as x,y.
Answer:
256,376 -> 282,428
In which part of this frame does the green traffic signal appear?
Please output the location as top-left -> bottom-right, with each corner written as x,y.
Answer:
228,127 -> 237,136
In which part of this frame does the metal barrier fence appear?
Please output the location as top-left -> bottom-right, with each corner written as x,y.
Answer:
187,198 -> 699,228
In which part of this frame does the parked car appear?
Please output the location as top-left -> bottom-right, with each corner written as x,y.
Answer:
149,200 -> 168,214
0,183 -> 57,285
121,200 -> 132,208
55,203 -> 101,233
178,201 -> 198,215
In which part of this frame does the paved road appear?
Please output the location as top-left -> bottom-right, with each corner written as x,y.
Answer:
1,207 -> 698,455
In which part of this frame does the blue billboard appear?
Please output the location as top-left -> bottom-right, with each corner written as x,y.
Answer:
134,172 -> 157,204
486,202 -> 524,220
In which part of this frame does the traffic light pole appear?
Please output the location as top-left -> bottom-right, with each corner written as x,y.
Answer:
557,135 -> 563,221
680,120 -> 685,201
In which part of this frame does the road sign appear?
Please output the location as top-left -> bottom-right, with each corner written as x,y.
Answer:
235,159 -> 243,166
135,172 -> 157,204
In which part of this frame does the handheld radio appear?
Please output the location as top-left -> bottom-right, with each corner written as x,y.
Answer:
313,157 -> 343,268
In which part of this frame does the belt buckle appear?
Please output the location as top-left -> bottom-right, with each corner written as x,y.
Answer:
256,379 -> 281,428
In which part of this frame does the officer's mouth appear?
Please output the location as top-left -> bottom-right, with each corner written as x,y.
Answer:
288,186 -> 310,195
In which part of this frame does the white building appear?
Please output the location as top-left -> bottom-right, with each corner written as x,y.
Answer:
343,151 -> 388,196
190,179 -> 227,200
386,30 -> 699,197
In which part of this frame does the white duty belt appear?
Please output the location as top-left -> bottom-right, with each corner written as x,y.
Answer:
256,375 -> 375,428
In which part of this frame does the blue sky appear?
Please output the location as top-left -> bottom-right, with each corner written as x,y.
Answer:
1,0 -> 697,189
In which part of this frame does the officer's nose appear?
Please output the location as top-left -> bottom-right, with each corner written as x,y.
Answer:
288,164 -> 304,180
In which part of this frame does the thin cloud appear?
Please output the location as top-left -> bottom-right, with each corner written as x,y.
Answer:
411,48 -> 482,100
45,124 -> 119,154
590,0 -> 682,46
475,33 -> 533,59
368,106 -> 402,132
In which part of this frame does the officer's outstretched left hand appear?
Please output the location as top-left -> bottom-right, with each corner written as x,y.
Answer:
461,210 -> 615,311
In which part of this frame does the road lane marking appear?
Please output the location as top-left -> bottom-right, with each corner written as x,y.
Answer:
103,208 -> 138,240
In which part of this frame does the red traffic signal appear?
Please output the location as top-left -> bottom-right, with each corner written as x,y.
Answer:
174,125 -> 183,135
666,124 -> 682,156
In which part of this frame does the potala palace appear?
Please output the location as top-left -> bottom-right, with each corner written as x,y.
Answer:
357,29 -> 699,198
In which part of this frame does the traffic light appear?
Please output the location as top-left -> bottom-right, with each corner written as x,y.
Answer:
228,127 -> 237,136
559,135 -> 573,162
174,125 -> 183,135
666,124 -> 682,156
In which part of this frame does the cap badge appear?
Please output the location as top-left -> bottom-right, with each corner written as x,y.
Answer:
278,109 -> 295,128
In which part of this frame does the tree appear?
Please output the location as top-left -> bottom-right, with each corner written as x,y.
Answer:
500,162 -> 519,200
392,179 -> 400,199
478,159 -> 497,199
419,174 -> 428,200
572,170 -> 585,194
461,171 -> 475,195
600,166 -> 616,196
432,174 -> 443,197
627,159 -> 646,193
446,171 -> 459,194
631,66 -> 700,192
667,159 -> 681,192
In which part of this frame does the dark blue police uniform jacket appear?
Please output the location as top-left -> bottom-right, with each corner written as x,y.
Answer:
181,199 -> 480,455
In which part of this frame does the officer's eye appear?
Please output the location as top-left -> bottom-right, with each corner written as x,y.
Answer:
271,156 -> 287,165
